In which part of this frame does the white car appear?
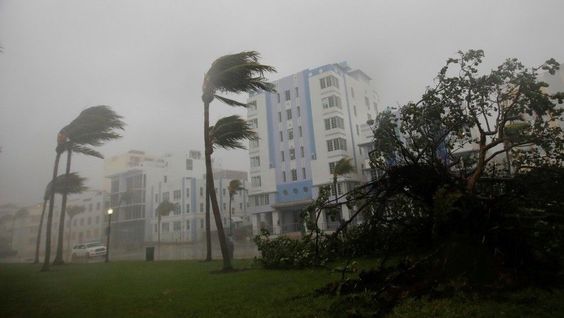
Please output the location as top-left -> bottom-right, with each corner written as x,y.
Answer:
71,242 -> 107,260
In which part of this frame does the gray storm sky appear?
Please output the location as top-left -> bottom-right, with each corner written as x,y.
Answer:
1,0 -> 563,206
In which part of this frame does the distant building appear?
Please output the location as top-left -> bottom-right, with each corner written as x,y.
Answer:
246,62 -> 379,235
104,150 -> 249,250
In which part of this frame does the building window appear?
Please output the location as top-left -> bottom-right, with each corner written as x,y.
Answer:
186,204 -> 190,213
162,223 -> 169,233
289,148 -> 296,160
298,126 -> 302,137
87,217 -> 91,225
200,187 -> 203,196
277,93 -> 280,103
297,106 -> 301,117
300,146 -> 304,158
353,105 -> 357,116
321,96 -> 342,109
286,109 -> 292,120
186,220 -> 190,230
282,171 -> 287,182
248,118 -> 258,129
285,90 -> 291,101
356,124 -> 360,136
281,151 -> 285,162
327,138 -> 347,152
173,221 -> 181,232
163,192 -> 169,201
240,203 -> 243,210
295,87 -> 299,98
186,159 -> 193,170
291,169 -> 297,181
351,87 -> 355,98
329,162 -> 336,174
250,156 -> 261,168
288,128 -> 294,140
173,190 -> 181,200
200,219 -> 204,229
320,75 -> 339,89
251,176 -> 261,187
279,131 -> 283,142
186,190 -> 190,198
278,111 -> 282,122
164,176 -> 167,183
95,216 -> 99,224
174,204 -> 181,215
324,116 -> 345,130
223,203 -> 226,211
302,167 -> 307,179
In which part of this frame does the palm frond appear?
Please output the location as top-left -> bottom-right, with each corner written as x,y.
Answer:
334,157 -> 355,177
66,205 -> 85,218
156,201 -> 177,217
71,145 -> 104,159
60,105 -> 125,147
204,51 -> 276,96
48,173 -> 88,195
209,115 -> 257,150
213,95 -> 248,107
228,179 -> 244,197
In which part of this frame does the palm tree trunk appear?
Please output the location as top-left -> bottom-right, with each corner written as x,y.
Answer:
157,216 -> 161,261
54,148 -> 72,265
33,200 -> 47,264
205,189 -> 212,261
41,151 -> 62,272
204,101 -> 232,270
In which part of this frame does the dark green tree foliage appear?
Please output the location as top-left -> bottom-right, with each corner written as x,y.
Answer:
371,50 -> 564,192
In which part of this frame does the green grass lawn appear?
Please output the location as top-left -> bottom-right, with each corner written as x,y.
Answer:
1,259 -> 564,318
0,260 -> 337,318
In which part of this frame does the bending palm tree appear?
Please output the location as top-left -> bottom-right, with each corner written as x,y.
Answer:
208,115 -> 256,251
34,174 -> 86,264
201,51 -> 275,270
155,201 -> 176,260
52,106 -> 124,265
227,179 -> 243,235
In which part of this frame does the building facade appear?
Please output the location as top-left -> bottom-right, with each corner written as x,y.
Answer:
247,62 -> 379,235
104,150 -> 249,250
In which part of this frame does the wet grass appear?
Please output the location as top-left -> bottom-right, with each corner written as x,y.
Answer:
1,259 -> 563,317
0,260 -> 336,318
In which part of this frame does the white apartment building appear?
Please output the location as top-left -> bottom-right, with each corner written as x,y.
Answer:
247,62 -> 379,235
104,150 -> 249,250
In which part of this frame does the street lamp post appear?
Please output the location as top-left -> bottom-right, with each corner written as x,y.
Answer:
105,208 -> 113,263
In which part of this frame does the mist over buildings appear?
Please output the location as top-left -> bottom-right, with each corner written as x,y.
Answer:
1,0 -> 564,205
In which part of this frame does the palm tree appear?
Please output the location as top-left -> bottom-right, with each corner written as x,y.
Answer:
33,173 -> 86,264
65,205 -> 85,260
37,173 -> 86,266
331,157 -> 355,221
201,51 -> 275,270
155,200 -> 176,260
52,106 -> 124,266
204,115 -> 257,261
227,179 -> 243,235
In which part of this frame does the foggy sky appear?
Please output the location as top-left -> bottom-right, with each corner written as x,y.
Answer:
1,0 -> 564,206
